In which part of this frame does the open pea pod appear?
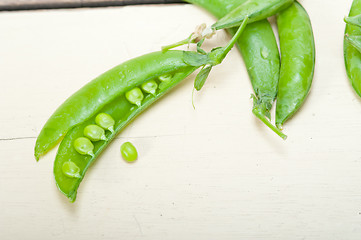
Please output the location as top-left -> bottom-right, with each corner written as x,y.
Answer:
34,51 -> 190,160
36,23 -> 249,202
212,0 -> 294,30
54,68 -> 196,202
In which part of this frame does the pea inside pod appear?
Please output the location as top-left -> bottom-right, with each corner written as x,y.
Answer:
158,74 -> 173,82
62,161 -> 81,179
141,80 -> 158,95
125,87 -> 144,107
73,137 -> 95,157
84,124 -> 107,141
95,113 -> 115,133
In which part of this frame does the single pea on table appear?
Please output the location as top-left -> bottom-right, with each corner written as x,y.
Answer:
121,142 -> 138,162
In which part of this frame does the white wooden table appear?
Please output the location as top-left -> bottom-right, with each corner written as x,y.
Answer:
1,1 -> 361,239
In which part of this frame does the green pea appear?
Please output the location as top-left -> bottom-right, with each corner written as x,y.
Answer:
141,80 -> 158,95
120,142 -> 138,162
125,87 -> 144,107
158,74 -> 172,82
62,161 -> 81,178
95,113 -> 115,133
83,124 -> 107,141
73,137 -> 94,157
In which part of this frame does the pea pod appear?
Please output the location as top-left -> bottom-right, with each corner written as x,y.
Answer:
39,23 -> 248,202
345,35 -> 361,54
34,51 -> 190,160
212,0 -> 294,30
186,0 -> 285,139
345,12 -> 361,28
344,0 -> 361,97
275,1 -> 315,128
54,69 -> 196,202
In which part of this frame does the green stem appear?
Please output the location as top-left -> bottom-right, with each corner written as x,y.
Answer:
219,16 -> 249,60
162,34 -> 193,52
252,108 -> 287,140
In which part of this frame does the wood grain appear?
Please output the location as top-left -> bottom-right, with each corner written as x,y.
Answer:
1,0 -> 361,239
0,0 -> 185,11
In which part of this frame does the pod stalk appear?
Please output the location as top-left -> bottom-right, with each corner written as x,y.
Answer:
252,108 -> 287,140
162,34 -> 192,52
220,16 -> 249,60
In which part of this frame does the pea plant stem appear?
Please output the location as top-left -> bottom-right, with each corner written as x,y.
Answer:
162,34 -> 193,52
252,108 -> 287,140
219,16 -> 249,60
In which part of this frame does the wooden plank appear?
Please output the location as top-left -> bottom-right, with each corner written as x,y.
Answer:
2,1 -> 361,240
0,0 -> 185,11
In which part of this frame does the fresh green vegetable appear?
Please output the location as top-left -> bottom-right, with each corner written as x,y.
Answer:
95,113 -> 115,133
345,34 -> 361,54
158,74 -> 173,82
141,80 -> 158,95
120,142 -> 138,162
345,12 -> 361,28
275,1 -> 315,128
83,125 -> 107,142
212,0 -> 294,30
37,23 -> 248,202
344,0 -> 361,97
73,137 -> 95,157
34,51 -> 192,161
186,0 -> 286,139
125,87 -> 144,107
62,161 -> 81,179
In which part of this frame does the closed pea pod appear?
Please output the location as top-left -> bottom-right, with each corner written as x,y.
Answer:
211,0 -> 294,30
186,0 -> 285,139
344,0 -> 361,97
46,24 -> 249,202
275,1 -> 315,128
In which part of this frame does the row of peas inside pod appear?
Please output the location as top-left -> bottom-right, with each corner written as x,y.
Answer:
62,112 -> 115,178
62,74 -> 174,179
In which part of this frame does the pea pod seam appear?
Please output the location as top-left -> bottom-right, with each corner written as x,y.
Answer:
344,0 -> 361,97
212,0 -> 294,30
